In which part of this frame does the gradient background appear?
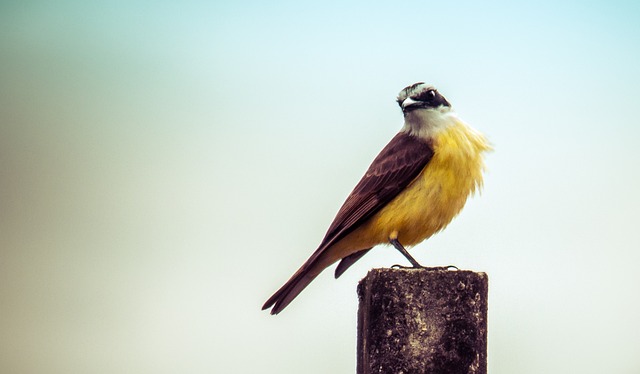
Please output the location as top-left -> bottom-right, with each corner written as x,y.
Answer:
2,1 -> 640,373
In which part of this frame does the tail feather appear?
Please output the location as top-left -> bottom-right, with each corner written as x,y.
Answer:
263,245 -> 372,314
334,248 -> 372,279
262,264 -> 321,315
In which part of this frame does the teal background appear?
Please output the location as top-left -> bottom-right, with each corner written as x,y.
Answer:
1,1 -> 639,373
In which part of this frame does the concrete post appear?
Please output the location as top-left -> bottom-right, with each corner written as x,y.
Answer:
357,268 -> 488,374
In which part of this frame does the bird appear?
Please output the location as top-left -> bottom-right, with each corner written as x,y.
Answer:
262,82 -> 491,314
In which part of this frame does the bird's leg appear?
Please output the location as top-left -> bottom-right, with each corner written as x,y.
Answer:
389,236 -> 423,268
388,232 -> 458,271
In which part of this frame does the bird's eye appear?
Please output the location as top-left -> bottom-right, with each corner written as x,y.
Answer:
414,89 -> 436,102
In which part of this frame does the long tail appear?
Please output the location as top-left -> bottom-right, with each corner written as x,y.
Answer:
262,259 -> 326,315
263,245 -> 372,314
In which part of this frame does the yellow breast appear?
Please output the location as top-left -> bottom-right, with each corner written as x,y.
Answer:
364,119 -> 490,246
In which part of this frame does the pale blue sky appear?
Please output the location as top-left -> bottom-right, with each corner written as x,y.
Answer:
1,1 -> 640,373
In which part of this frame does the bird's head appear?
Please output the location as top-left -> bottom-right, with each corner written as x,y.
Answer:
396,83 -> 451,114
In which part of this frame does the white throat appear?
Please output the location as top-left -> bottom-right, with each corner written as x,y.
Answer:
401,106 -> 456,140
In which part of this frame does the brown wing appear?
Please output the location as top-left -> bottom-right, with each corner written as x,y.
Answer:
262,132 -> 434,314
311,131 -> 434,264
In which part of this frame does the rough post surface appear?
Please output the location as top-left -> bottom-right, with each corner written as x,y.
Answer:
357,268 -> 488,374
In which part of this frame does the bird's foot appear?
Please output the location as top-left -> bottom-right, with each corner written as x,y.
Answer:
391,264 -> 459,271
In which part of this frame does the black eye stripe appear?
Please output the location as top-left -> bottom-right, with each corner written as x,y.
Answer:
397,84 -> 450,109
415,90 -> 436,101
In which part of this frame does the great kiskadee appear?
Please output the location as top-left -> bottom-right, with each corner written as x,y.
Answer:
263,83 -> 491,314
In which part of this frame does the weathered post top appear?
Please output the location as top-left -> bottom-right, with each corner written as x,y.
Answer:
357,268 -> 488,374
